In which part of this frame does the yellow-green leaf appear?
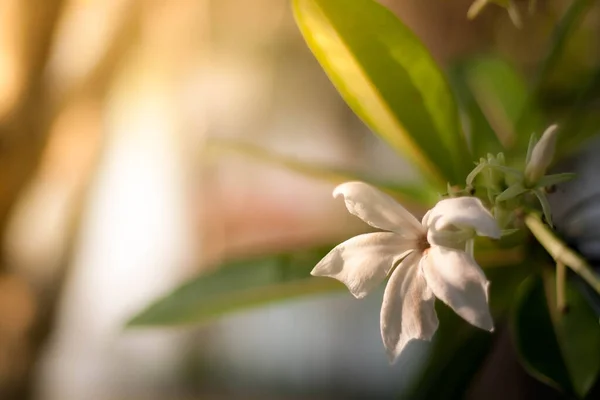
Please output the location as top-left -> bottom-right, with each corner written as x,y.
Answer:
293,0 -> 470,186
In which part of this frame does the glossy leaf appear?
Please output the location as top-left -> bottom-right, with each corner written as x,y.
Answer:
512,274 -> 600,397
127,247 -> 344,327
293,0 -> 470,186
207,138 -> 438,206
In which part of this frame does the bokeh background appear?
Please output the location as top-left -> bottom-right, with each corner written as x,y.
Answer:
0,0 -> 598,399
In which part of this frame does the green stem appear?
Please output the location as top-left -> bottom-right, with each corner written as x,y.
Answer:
556,261 -> 567,313
525,212 -> 600,295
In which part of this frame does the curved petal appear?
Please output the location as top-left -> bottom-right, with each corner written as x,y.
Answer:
426,226 -> 472,249
424,197 -> 500,239
381,252 -> 438,364
311,232 -> 415,299
334,182 -> 424,237
421,209 -> 432,227
421,246 -> 494,331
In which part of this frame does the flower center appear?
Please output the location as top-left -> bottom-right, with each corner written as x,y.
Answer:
416,234 -> 430,253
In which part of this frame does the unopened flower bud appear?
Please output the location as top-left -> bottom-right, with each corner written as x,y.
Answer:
524,124 -> 558,185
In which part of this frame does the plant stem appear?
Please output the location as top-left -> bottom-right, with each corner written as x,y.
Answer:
525,212 -> 600,295
556,261 -> 567,313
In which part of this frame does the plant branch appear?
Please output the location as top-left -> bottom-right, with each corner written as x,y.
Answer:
525,212 -> 600,295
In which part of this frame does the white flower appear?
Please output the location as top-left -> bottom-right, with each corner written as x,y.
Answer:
524,124 -> 558,185
311,182 -> 500,363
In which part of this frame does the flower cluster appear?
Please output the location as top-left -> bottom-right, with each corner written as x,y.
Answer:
311,124 -> 568,363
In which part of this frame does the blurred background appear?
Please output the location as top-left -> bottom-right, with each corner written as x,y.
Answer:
0,0 -> 598,399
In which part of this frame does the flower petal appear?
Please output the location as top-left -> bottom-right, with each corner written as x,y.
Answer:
421,209 -> 432,227
381,252 -> 438,363
311,232 -> 415,299
426,226 -> 473,249
334,182 -> 423,237
424,197 -> 500,239
421,246 -> 494,331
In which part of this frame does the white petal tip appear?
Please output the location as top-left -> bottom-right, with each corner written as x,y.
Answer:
545,124 -> 559,134
332,186 -> 343,199
480,314 -> 495,332
477,224 -> 501,240
310,264 -> 370,299
332,182 -> 357,198
473,320 -> 494,332
310,266 -> 329,278
386,349 -> 402,365
384,337 -> 421,365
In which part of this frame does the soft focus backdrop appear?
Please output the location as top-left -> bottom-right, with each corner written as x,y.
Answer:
0,0 -> 598,399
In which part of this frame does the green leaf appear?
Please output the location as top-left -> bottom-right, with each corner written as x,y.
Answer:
462,56 -> 543,155
448,61 -> 503,156
207,138 -> 438,206
544,272 -> 600,398
512,275 -> 572,393
511,274 -> 600,397
465,160 -> 487,187
127,247 -> 344,327
496,182 -> 527,202
535,173 -> 576,189
533,188 -> 554,228
500,228 -> 520,237
293,0 -> 470,186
